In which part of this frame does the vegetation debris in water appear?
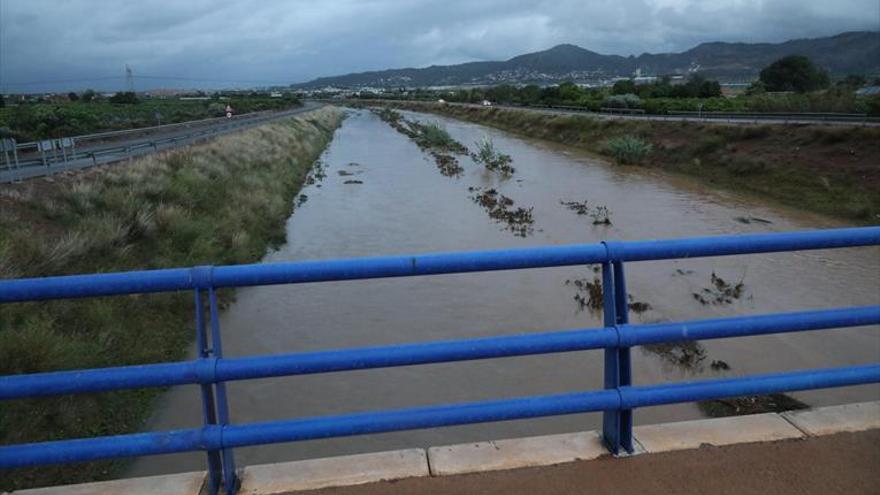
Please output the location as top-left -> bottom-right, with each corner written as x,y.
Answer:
560,200 -> 612,225
627,295 -> 652,314
564,273 -> 651,314
565,276 -> 604,312
641,340 -> 708,371
343,179 -> 364,184
693,272 -> 747,305
372,108 -> 466,176
734,215 -> 773,225
468,186 -> 534,237
472,137 -> 515,176
710,359 -> 731,371
305,160 -> 327,185
698,393 -> 808,417
430,151 -> 465,177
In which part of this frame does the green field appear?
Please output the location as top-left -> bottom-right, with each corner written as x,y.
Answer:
0,95 -> 302,142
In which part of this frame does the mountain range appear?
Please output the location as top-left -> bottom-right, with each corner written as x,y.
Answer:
296,31 -> 879,88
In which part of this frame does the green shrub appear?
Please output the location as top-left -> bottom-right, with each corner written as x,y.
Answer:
473,137 -> 515,174
418,121 -> 455,147
603,135 -> 653,164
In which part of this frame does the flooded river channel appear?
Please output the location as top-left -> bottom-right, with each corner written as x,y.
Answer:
130,108 -> 880,476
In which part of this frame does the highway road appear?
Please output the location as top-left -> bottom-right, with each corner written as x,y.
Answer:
1,102 -> 324,183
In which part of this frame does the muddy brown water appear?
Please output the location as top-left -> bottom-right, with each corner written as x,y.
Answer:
128,109 -> 880,477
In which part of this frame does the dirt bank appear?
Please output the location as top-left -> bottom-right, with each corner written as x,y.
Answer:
366,101 -> 880,223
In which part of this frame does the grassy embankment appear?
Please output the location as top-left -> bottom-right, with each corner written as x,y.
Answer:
370,101 -> 880,224
0,106 -> 344,491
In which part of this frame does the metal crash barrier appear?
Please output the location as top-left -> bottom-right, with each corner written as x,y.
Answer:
1,227 -> 879,494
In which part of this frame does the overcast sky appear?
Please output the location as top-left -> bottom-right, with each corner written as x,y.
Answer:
1,0 -> 877,92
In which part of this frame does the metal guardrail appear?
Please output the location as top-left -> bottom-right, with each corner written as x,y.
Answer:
517,103 -> 878,122
0,107 -> 310,183
666,110 -> 879,123
1,227 -> 879,494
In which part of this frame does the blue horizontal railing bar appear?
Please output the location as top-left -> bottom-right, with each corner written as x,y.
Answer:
620,364 -> 880,408
2,306 -> 877,400
617,305 -> 880,346
1,227 -> 878,303
1,363 -> 877,470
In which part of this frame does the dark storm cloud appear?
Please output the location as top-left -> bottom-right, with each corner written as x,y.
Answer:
1,0 -> 877,91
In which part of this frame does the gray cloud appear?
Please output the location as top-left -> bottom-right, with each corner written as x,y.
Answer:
1,0 -> 877,92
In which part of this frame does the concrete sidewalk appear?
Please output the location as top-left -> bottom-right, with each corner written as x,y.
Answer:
296,429 -> 880,495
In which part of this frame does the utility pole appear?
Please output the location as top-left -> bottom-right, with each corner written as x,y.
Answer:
125,65 -> 135,93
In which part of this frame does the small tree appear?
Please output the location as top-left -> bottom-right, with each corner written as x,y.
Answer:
67,92 -> 80,101
81,89 -> 97,102
519,84 -> 541,104
759,55 -> 830,93
612,79 -> 637,95
557,81 -> 583,102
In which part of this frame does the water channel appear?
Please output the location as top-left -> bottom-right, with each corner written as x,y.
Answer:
129,108 -> 880,476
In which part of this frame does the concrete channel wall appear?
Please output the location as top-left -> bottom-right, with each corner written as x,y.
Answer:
10,401 -> 879,495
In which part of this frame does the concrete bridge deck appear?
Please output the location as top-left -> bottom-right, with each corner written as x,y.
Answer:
12,401 -> 880,495
300,429 -> 880,495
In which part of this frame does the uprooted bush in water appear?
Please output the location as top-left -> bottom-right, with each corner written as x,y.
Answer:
468,186 -> 534,237
472,137 -> 515,176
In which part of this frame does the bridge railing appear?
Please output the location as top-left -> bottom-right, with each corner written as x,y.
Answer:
1,227 -> 879,495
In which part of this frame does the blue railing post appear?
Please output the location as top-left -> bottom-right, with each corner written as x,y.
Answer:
612,261 -> 634,453
208,287 -> 239,495
601,253 -> 634,454
194,287 -> 223,495
191,266 -> 238,495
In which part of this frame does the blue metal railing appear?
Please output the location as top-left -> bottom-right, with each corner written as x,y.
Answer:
1,227 -> 879,494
